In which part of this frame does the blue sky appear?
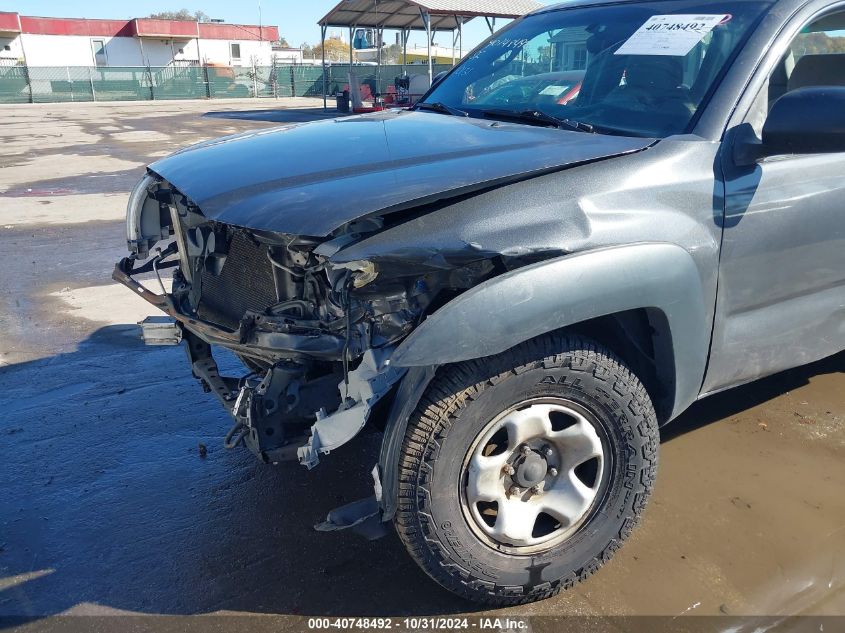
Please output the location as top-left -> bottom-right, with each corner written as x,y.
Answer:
0,1 -> 556,51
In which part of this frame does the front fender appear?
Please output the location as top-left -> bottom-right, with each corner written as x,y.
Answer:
391,242 -> 709,420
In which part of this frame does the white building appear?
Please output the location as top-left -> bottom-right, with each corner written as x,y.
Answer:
0,12 -> 280,68
272,45 -> 304,64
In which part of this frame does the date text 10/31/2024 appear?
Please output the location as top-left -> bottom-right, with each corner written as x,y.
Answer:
306,617 -> 530,630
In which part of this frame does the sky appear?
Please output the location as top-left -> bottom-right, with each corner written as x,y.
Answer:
0,1 -> 557,51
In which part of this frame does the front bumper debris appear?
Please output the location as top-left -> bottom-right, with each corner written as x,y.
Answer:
113,257 -> 345,362
297,347 -> 406,470
138,316 -> 183,346
115,255 -> 406,471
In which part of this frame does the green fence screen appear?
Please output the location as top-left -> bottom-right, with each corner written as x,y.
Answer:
0,63 -> 454,104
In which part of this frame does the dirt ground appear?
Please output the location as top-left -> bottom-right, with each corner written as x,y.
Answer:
0,98 -> 843,626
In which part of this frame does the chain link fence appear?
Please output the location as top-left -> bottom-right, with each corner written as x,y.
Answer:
0,63 -> 31,103
0,63 -> 454,104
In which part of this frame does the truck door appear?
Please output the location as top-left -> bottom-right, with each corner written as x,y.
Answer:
705,8 -> 845,393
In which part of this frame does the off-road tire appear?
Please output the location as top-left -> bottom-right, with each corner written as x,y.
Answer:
394,333 -> 659,605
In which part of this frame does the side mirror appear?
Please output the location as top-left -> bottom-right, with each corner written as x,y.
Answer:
762,86 -> 845,156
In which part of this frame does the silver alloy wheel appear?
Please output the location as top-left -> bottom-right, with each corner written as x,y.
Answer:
460,398 -> 606,554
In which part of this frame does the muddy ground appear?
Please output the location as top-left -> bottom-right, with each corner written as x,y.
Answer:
0,99 -> 843,626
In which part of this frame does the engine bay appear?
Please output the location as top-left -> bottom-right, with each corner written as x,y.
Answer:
116,174 -> 497,467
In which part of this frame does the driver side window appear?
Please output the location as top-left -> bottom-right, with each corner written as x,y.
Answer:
768,11 -> 845,107
743,10 -> 845,136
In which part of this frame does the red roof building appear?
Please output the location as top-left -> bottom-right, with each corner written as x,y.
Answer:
0,12 -> 280,67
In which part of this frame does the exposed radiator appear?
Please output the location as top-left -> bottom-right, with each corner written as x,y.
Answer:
197,231 -> 277,330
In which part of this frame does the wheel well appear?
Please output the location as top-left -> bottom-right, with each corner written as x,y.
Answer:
567,309 -> 675,424
371,308 -> 677,432
374,308 -> 677,524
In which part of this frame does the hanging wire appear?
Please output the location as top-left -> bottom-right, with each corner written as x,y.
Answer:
341,276 -> 353,404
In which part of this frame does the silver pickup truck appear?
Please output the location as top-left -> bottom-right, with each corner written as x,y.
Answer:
115,0 -> 845,605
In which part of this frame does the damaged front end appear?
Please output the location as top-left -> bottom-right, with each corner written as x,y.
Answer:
114,173 -> 496,471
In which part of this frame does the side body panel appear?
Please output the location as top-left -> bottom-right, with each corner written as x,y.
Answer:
702,0 -> 845,393
705,153 -> 845,393
391,243 -> 709,421
338,138 -> 726,420
371,139 -> 725,521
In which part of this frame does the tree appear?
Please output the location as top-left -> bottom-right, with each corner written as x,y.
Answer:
312,37 -> 354,62
276,37 -> 290,48
147,9 -> 211,22
790,32 -> 845,56
383,43 -> 403,64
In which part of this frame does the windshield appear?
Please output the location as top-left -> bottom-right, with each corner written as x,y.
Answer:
473,70 -> 585,106
422,0 -> 770,137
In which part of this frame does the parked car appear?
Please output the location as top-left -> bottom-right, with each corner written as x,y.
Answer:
116,0 -> 845,605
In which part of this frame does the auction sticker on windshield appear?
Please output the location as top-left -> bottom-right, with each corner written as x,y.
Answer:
615,14 -> 728,56
539,85 -> 570,96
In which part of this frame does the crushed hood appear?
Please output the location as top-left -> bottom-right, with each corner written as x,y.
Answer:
149,110 -> 654,236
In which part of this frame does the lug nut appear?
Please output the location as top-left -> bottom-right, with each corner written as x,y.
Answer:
548,467 -> 558,477
520,444 -> 531,456
543,445 -> 553,457
509,486 -> 523,497
530,484 -> 543,494
502,464 -> 515,476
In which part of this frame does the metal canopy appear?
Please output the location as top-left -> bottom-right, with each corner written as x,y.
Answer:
319,0 -> 542,31
318,0 -> 541,109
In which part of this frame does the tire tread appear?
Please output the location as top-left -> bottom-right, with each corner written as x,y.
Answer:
394,333 -> 659,606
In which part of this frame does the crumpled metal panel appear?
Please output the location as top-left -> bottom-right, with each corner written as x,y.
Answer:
148,110 -> 653,237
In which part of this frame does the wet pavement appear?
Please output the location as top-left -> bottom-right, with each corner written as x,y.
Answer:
0,99 -> 843,624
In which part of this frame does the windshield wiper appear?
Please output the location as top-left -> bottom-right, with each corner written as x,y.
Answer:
415,101 -> 469,117
481,108 -> 594,133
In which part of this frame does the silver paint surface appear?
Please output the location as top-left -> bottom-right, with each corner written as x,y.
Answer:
148,111 -> 652,236
142,0 -> 843,428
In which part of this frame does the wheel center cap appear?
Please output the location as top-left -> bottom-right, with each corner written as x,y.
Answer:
513,451 -> 547,487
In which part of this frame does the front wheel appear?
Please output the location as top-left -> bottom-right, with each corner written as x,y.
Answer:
394,334 -> 658,605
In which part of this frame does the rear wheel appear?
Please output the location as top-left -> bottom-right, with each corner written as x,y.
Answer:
394,334 -> 658,605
